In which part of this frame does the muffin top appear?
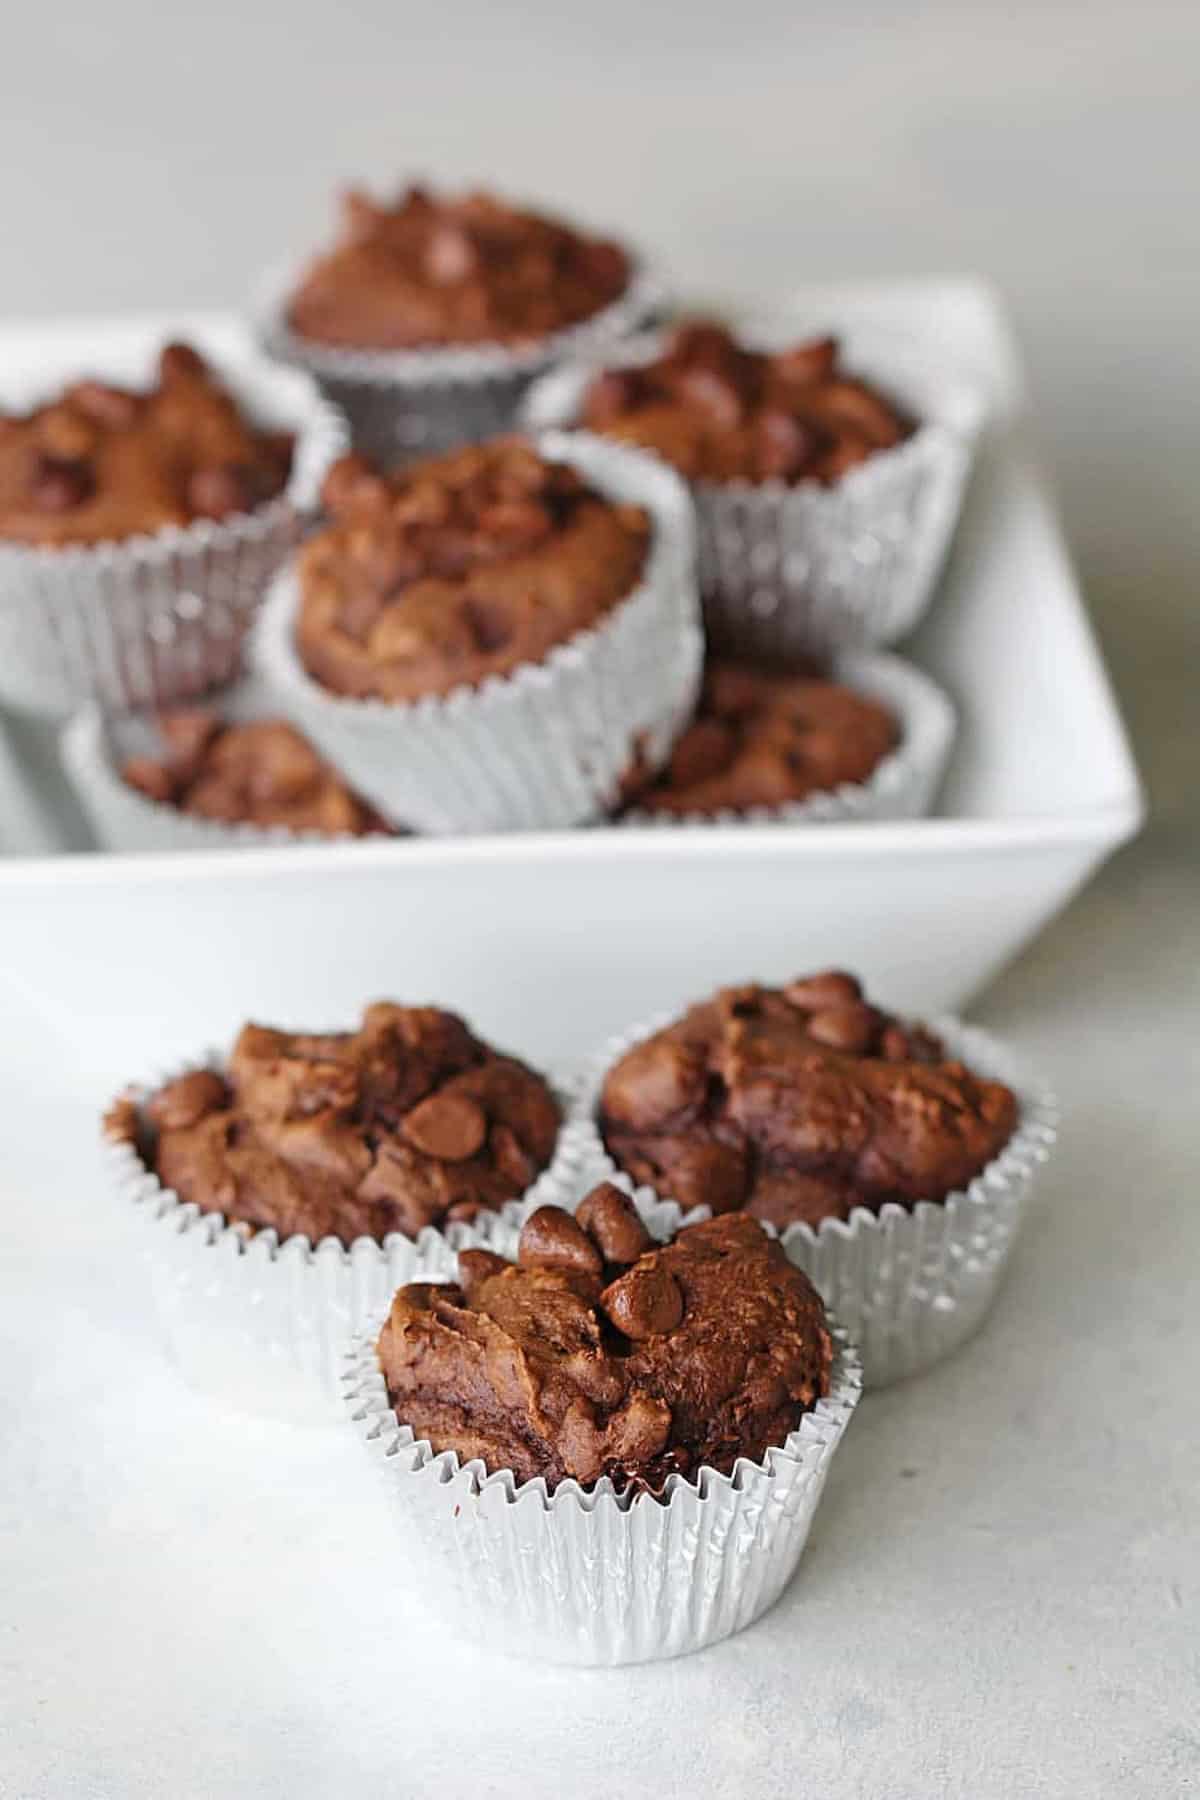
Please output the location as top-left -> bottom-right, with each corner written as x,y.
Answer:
600,973 -> 1018,1226
377,1193 -> 833,1492
580,320 -> 911,485
296,440 -> 650,702
286,184 -> 631,351
121,709 -> 389,838
0,342 -> 293,548
622,659 -> 897,815
108,1002 -> 560,1244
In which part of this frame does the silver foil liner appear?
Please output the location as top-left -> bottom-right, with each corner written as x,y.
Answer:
568,1012 -> 1058,1388
618,650 -> 955,827
103,1055 -> 581,1422
0,340 -> 348,716
253,431 -> 704,833
60,680 -> 396,854
344,1297 -> 861,1666
522,324 -> 985,658
254,257 -> 664,465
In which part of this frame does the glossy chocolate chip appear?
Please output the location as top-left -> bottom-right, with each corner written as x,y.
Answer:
402,1090 -> 488,1162
601,1260 -> 684,1340
784,970 -> 863,1011
575,1183 -> 654,1266
518,1206 -> 604,1279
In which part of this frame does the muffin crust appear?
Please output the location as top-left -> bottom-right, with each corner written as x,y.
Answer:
121,710 -> 388,837
600,973 -> 1018,1225
377,1197 -> 833,1491
581,320 -> 911,486
110,1003 -> 560,1244
296,440 -> 650,701
287,184 -> 630,351
0,342 -> 293,547
623,659 -> 897,815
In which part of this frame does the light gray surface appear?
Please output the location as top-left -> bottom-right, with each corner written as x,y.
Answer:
1,2 -> 1198,1795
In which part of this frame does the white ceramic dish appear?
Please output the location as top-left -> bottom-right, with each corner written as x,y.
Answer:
0,281 -> 1142,1089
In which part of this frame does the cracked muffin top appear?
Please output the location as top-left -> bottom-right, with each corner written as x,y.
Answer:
621,659 -> 898,815
121,709 -> 389,837
107,1002 -> 560,1245
0,342 -> 293,548
295,439 -> 650,701
599,972 -> 1018,1227
377,1193 -> 832,1492
580,319 -> 912,485
286,183 -> 631,351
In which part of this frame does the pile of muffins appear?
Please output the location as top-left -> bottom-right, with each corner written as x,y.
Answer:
105,966 -> 1056,1665
0,179 -> 975,841
7,181 -> 1033,1664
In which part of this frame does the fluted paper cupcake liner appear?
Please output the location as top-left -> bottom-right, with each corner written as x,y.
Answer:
568,1012 -> 1057,1388
103,1054 -> 580,1422
253,431 -> 704,833
344,1291 -> 861,1666
255,258 -> 664,464
618,650 -> 955,827
61,681 -> 397,854
523,325 -> 985,658
0,342 -> 347,717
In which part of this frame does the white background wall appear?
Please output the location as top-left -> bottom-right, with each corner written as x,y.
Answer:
2,0 -> 1196,831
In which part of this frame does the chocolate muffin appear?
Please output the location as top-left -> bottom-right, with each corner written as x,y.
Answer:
121,709 -> 388,838
580,320 -> 911,486
296,439 -> 651,701
286,184 -> 631,351
599,973 -> 1019,1226
110,1003 -> 560,1245
376,1193 -> 833,1491
622,659 -> 898,815
0,342 -> 294,547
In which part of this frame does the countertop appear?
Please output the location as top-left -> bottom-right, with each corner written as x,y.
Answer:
1,1 -> 1197,1794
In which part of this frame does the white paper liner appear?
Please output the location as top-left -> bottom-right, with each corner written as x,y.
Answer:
253,431 -> 704,833
568,1012 -> 1057,1389
522,322 -> 985,658
618,650 -> 955,827
60,680 -> 397,854
255,255 -> 664,464
0,340 -> 348,716
103,1053 -> 581,1423
344,1286 -> 861,1666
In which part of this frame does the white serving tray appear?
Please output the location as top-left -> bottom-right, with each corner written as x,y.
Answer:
0,280 -> 1142,1090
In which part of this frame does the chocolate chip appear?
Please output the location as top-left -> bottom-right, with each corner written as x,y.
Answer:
754,409 -> 813,481
674,365 -> 744,430
187,463 -> 254,521
665,718 -> 737,789
147,1069 -> 229,1132
402,1090 -> 488,1162
518,1206 -> 604,1279
601,1260 -> 684,1340
30,454 -> 93,512
457,1247 -> 509,1295
767,336 -> 838,388
321,454 -> 391,519
159,342 -> 208,384
807,1002 -> 880,1054
784,970 -> 863,1011
425,221 -> 479,284
66,380 -> 140,429
476,499 -> 553,556
575,1183 -> 654,1266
